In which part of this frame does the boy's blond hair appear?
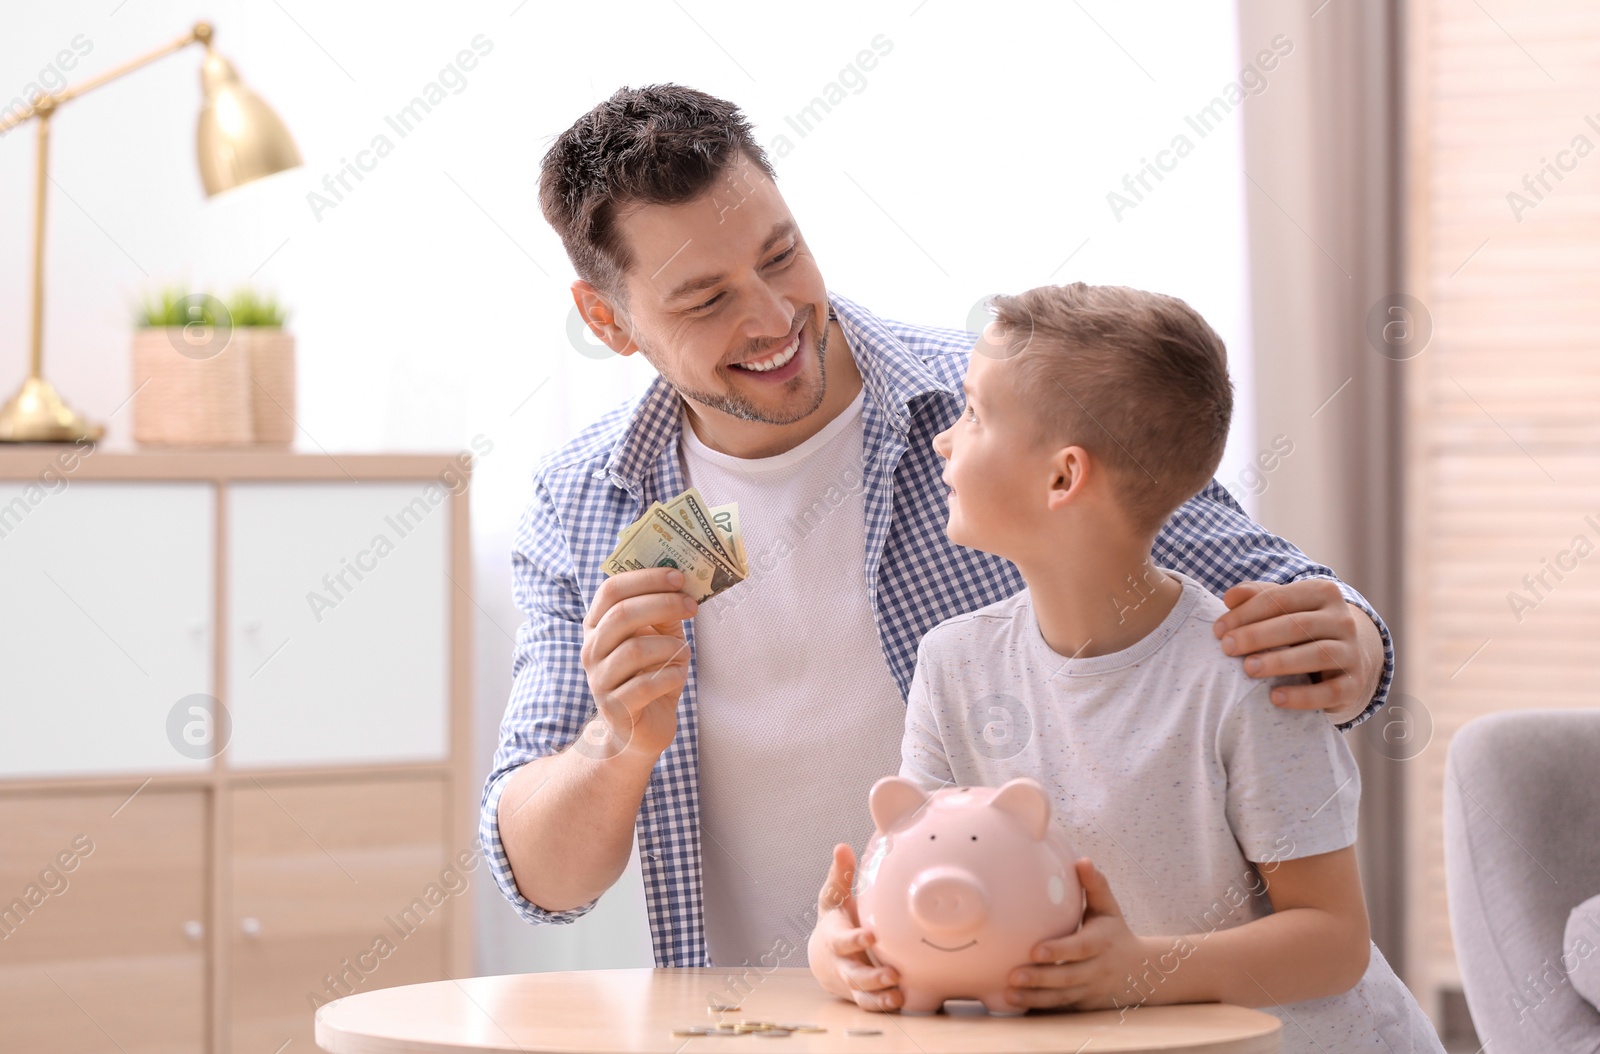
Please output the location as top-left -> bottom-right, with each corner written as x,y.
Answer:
985,282 -> 1234,534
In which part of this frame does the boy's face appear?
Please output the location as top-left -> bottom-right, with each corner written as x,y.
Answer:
932,342 -> 1045,558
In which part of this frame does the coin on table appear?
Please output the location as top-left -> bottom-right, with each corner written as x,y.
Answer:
845,1028 -> 884,1036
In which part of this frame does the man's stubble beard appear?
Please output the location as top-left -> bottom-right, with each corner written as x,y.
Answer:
643,303 -> 831,427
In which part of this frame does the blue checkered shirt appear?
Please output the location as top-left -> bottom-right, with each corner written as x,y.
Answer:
481,290 -> 1394,968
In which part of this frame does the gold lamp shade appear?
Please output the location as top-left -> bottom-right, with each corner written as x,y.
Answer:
0,22 -> 300,444
197,50 -> 301,197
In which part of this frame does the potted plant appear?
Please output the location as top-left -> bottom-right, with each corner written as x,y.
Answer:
228,287 -> 295,445
132,286 -> 251,446
130,286 -> 294,445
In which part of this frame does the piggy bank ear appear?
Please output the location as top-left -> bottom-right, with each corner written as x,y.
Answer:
989,778 -> 1050,841
869,777 -> 929,835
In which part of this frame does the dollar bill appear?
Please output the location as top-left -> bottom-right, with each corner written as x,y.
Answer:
707,502 -> 745,576
653,501 -> 743,583
665,488 -> 740,573
603,493 -> 746,601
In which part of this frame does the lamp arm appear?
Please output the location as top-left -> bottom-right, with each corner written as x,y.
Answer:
0,21 -> 211,135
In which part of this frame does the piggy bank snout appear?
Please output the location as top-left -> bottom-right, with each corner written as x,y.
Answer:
909,867 -> 988,935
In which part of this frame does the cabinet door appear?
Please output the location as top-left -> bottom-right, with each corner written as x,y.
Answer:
0,788 -> 208,1053
229,776 -> 452,1052
226,482 -> 450,767
0,482 -> 215,777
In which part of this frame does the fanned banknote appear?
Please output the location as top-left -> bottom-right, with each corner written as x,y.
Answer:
603,487 -> 747,601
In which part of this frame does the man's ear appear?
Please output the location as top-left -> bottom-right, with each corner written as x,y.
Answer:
572,280 -> 641,357
1045,445 -> 1091,513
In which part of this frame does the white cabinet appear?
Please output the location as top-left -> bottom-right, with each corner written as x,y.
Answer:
0,482 -> 214,778
0,449 -> 475,1054
225,482 -> 450,768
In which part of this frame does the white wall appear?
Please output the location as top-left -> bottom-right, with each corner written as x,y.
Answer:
2,0 -> 1258,973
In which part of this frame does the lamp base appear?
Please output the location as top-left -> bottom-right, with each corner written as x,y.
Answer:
0,376 -> 105,443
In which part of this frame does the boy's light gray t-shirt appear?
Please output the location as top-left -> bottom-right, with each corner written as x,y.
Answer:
901,570 -> 1444,1054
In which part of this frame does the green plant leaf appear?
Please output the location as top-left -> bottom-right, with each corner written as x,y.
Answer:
227,286 -> 290,328
131,284 -> 291,329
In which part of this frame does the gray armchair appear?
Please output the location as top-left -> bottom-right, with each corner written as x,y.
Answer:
1444,709 -> 1600,1053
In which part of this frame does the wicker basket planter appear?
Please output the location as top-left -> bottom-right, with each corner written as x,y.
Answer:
237,328 -> 296,445
130,326 -> 296,446
131,327 -> 252,445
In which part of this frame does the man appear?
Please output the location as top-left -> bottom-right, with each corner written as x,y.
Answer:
482,84 -> 1391,974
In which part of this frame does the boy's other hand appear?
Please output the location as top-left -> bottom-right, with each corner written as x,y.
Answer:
1213,579 -> 1383,724
808,843 -> 902,1012
1006,858 -> 1154,1011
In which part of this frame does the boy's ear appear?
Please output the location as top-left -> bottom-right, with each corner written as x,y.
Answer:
1046,445 -> 1091,512
572,280 -> 640,356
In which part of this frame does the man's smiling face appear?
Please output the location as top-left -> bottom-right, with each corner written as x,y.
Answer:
581,152 -> 835,432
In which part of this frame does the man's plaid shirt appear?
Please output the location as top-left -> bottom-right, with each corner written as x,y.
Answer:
481,290 -> 1394,968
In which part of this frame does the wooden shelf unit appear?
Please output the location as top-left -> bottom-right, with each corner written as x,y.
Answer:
0,448 -> 477,1054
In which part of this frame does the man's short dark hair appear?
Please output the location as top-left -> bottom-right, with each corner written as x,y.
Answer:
987,282 -> 1234,534
539,83 -> 775,303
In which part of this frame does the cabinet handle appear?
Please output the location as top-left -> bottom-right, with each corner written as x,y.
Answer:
183,920 -> 204,941
239,916 -> 262,937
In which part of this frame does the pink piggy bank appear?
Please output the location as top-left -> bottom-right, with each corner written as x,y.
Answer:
855,776 -> 1083,1016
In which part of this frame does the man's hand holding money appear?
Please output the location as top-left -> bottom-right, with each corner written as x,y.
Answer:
579,565 -> 697,761
578,488 -> 747,759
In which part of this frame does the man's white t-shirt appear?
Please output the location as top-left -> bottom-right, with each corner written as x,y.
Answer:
902,571 -> 1445,1054
681,386 -> 906,969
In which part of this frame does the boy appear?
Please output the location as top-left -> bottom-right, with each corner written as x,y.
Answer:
807,283 -> 1444,1052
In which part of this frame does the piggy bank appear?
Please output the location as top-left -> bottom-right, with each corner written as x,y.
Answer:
855,776 -> 1082,1016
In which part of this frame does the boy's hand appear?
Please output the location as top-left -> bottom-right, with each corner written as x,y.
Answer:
808,843 -> 903,1012
1005,859 -> 1155,1011
1213,579 -> 1383,724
